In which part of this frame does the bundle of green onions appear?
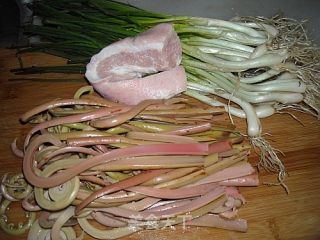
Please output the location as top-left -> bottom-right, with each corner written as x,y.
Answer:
14,0 -> 320,185
1,87 -> 256,239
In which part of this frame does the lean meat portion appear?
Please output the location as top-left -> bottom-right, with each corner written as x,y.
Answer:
85,23 -> 186,105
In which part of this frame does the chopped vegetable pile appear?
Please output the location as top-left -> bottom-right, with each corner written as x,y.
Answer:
1,87 -> 255,239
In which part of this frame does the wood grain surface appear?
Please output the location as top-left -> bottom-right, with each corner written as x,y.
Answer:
0,48 -> 319,240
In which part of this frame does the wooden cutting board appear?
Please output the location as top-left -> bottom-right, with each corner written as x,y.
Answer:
0,48 -> 319,240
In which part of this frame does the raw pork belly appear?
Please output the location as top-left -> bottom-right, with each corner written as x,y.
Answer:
85,23 -> 186,105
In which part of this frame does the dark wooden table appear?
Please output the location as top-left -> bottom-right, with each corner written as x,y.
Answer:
0,48 -> 319,240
